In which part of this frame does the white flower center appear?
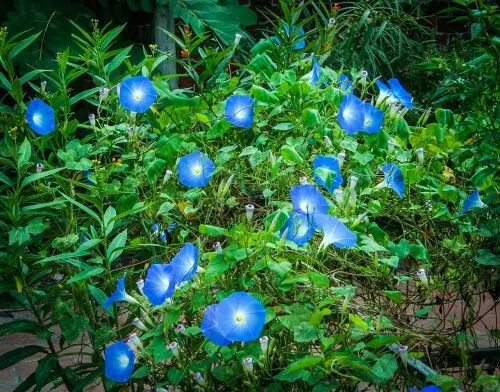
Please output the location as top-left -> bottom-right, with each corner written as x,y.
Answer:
299,201 -> 311,213
192,164 -> 202,175
133,89 -> 143,101
235,311 -> 245,323
234,108 -> 247,120
32,113 -> 42,126
118,354 -> 130,368
343,107 -> 354,121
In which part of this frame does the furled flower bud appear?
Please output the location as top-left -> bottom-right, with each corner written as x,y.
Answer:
116,83 -> 121,97
132,317 -> 148,331
349,175 -> 358,190
36,163 -> 44,174
192,372 -> 205,386
168,341 -> 179,358
323,135 -> 333,148
352,212 -> 368,228
175,324 -> 185,334
125,333 -> 143,352
260,336 -> 269,355
213,242 -> 223,254
136,279 -> 144,295
334,188 -> 344,206
328,18 -> 336,27
40,80 -> 47,94
416,269 -> 428,286
245,204 -> 255,223
299,176 -> 308,185
88,113 -> 96,128
128,126 -> 135,137
388,138 -> 396,154
398,344 -> 408,365
234,33 -> 243,48
416,147 -> 424,165
242,357 -> 253,374
163,169 -> 173,183
99,87 -> 109,102
338,151 -> 346,169
360,70 -> 368,78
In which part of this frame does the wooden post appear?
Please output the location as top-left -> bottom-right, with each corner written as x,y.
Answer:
153,4 -> 178,90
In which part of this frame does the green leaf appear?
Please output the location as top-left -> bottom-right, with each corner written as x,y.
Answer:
371,354 -> 398,385
383,290 -> 402,305
0,346 -> 47,370
17,138 -> 31,169
302,108 -> 321,127
252,85 -> 279,104
308,272 -> 329,288
105,45 -> 133,73
146,158 -> 166,183
132,365 -> 151,378
280,145 -> 303,164
103,206 -> 117,237
349,314 -> 369,331
239,146 -> 259,157
20,168 -> 64,189
294,322 -> 318,342
60,315 -> 89,344
206,255 -> 233,278
212,365 -> 236,382
69,86 -> 102,106
0,171 -> 14,187
475,249 -> 500,266
274,356 -> 322,382
415,305 -> 434,317
358,235 -> 388,253
35,354 -> 58,390
199,224 -> 227,237
88,284 -> 114,317
107,229 -> 127,264
67,267 -> 106,284
0,320 -> 43,337
61,193 -> 102,225
9,32 -> 41,60
426,373 -> 459,391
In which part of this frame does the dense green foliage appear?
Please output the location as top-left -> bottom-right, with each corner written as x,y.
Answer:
0,1 -> 498,391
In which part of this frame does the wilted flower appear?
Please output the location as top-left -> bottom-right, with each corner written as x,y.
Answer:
461,189 -> 486,214
225,95 -> 254,128
26,99 -> 55,135
119,76 -> 157,113
314,214 -> 357,250
99,87 -> 110,102
398,344 -> 408,365
313,155 -> 343,193
192,372 -> 205,387
104,340 -> 135,382
338,151 -> 346,169
175,324 -> 185,333
36,163 -> 44,173
299,176 -> 308,185
201,292 -> 265,345
116,83 -> 121,96
103,275 -> 139,309
290,184 -> 329,217
328,18 -> 336,27
242,357 -> 254,374
178,151 -> 215,188
40,80 -> 47,94
280,212 -> 315,246
360,70 -> 368,78
170,243 -> 199,285
260,336 -> 269,354
245,204 -> 255,222
310,53 -> 321,85
125,333 -> 143,353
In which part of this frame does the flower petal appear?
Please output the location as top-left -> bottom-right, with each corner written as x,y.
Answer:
170,243 -> 199,284
313,155 -> 343,193
178,151 -> 215,188
26,99 -> 55,135
104,341 -> 135,383
290,184 -> 329,217
314,214 -> 357,248
201,304 -> 231,346
382,163 -> 405,198
337,95 -> 364,135
225,95 -> 254,128
281,212 -> 315,246
143,264 -> 176,306
119,76 -> 157,113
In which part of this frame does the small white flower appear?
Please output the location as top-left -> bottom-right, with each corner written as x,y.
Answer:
299,176 -> 308,185
168,341 -> 179,358
234,33 -> 243,48
88,113 -> 96,128
36,163 -> 45,174
245,204 -> 255,222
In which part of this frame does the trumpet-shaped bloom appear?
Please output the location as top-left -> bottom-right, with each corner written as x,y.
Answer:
388,78 -> 413,109
382,163 -> 405,198
105,340 -> 135,382
280,212 -> 315,246
337,95 -> 364,135
214,292 -> 265,343
200,304 -> 231,346
409,386 -> 442,392
103,275 -> 138,309
360,102 -> 384,134
225,95 -> 254,128
143,264 -> 176,306
178,151 -> 215,188
26,99 -> 55,135
310,54 -> 321,85
338,74 -> 352,92
119,76 -> 157,113
290,184 -> 329,217
314,214 -> 357,249
275,24 -> 306,49
461,189 -> 486,214
313,155 -> 343,193
375,80 -> 394,100
170,243 -> 199,284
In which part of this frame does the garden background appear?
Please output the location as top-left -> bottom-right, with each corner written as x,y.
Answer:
0,1 -> 498,391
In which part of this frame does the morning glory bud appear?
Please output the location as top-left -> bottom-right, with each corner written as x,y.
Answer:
360,70 -> 368,78
153,388 -> 168,392
279,227 -> 289,248
348,189 -> 357,211
128,126 -> 135,137
338,151 -> 346,169
40,80 -> 47,94
175,324 -> 186,334
89,113 -> 96,128
213,242 -> 223,254
136,278 -> 144,295
388,138 -> 396,153
323,135 -> 333,148
36,163 -> 44,174
99,87 -> 109,102
334,188 -> 344,206
242,357 -> 253,374
132,317 -> 147,331
352,212 -> 368,228
152,223 -> 161,235
328,18 -> 336,27
192,372 -> 205,387
416,269 -> 428,286
234,33 -> 242,48
168,341 -> 180,358
416,147 -> 424,165
163,169 -> 173,183
130,111 -> 137,122
299,176 -> 308,185
342,292 -> 353,313
398,345 -> 408,365
245,204 -> 255,222
125,333 -> 143,353
116,83 -> 121,97
260,336 -> 269,355
221,174 -> 234,197
349,175 -> 358,190
159,232 -> 167,243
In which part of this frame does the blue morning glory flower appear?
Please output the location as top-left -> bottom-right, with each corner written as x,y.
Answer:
338,74 -> 352,92
170,243 -> 198,284
310,54 -> 321,85
167,223 -> 177,233
375,80 -> 393,99
360,102 -> 384,134
103,275 -> 138,309
178,151 -> 215,188
280,212 -> 315,246
152,223 -> 160,234
314,214 -> 357,249
290,184 -> 329,217
275,24 -> 306,49
225,95 -> 254,128
159,232 -> 167,243
213,292 -> 266,343
119,76 -> 157,113
142,264 -> 176,306
26,99 -> 55,135
382,163 -> 405,198
388,78 -> 413,109
409,386 -> 442,392
337,95 -> 364,135
461,189 -> 486,214
313,155 -> 343,193
200,304 -> 231,346
104,340 -> 135,382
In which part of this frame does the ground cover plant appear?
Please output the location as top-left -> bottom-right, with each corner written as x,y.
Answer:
0,1 -> 499,391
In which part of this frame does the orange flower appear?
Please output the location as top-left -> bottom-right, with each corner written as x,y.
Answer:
333,3 -> 341,13
180,49 -> 190,58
